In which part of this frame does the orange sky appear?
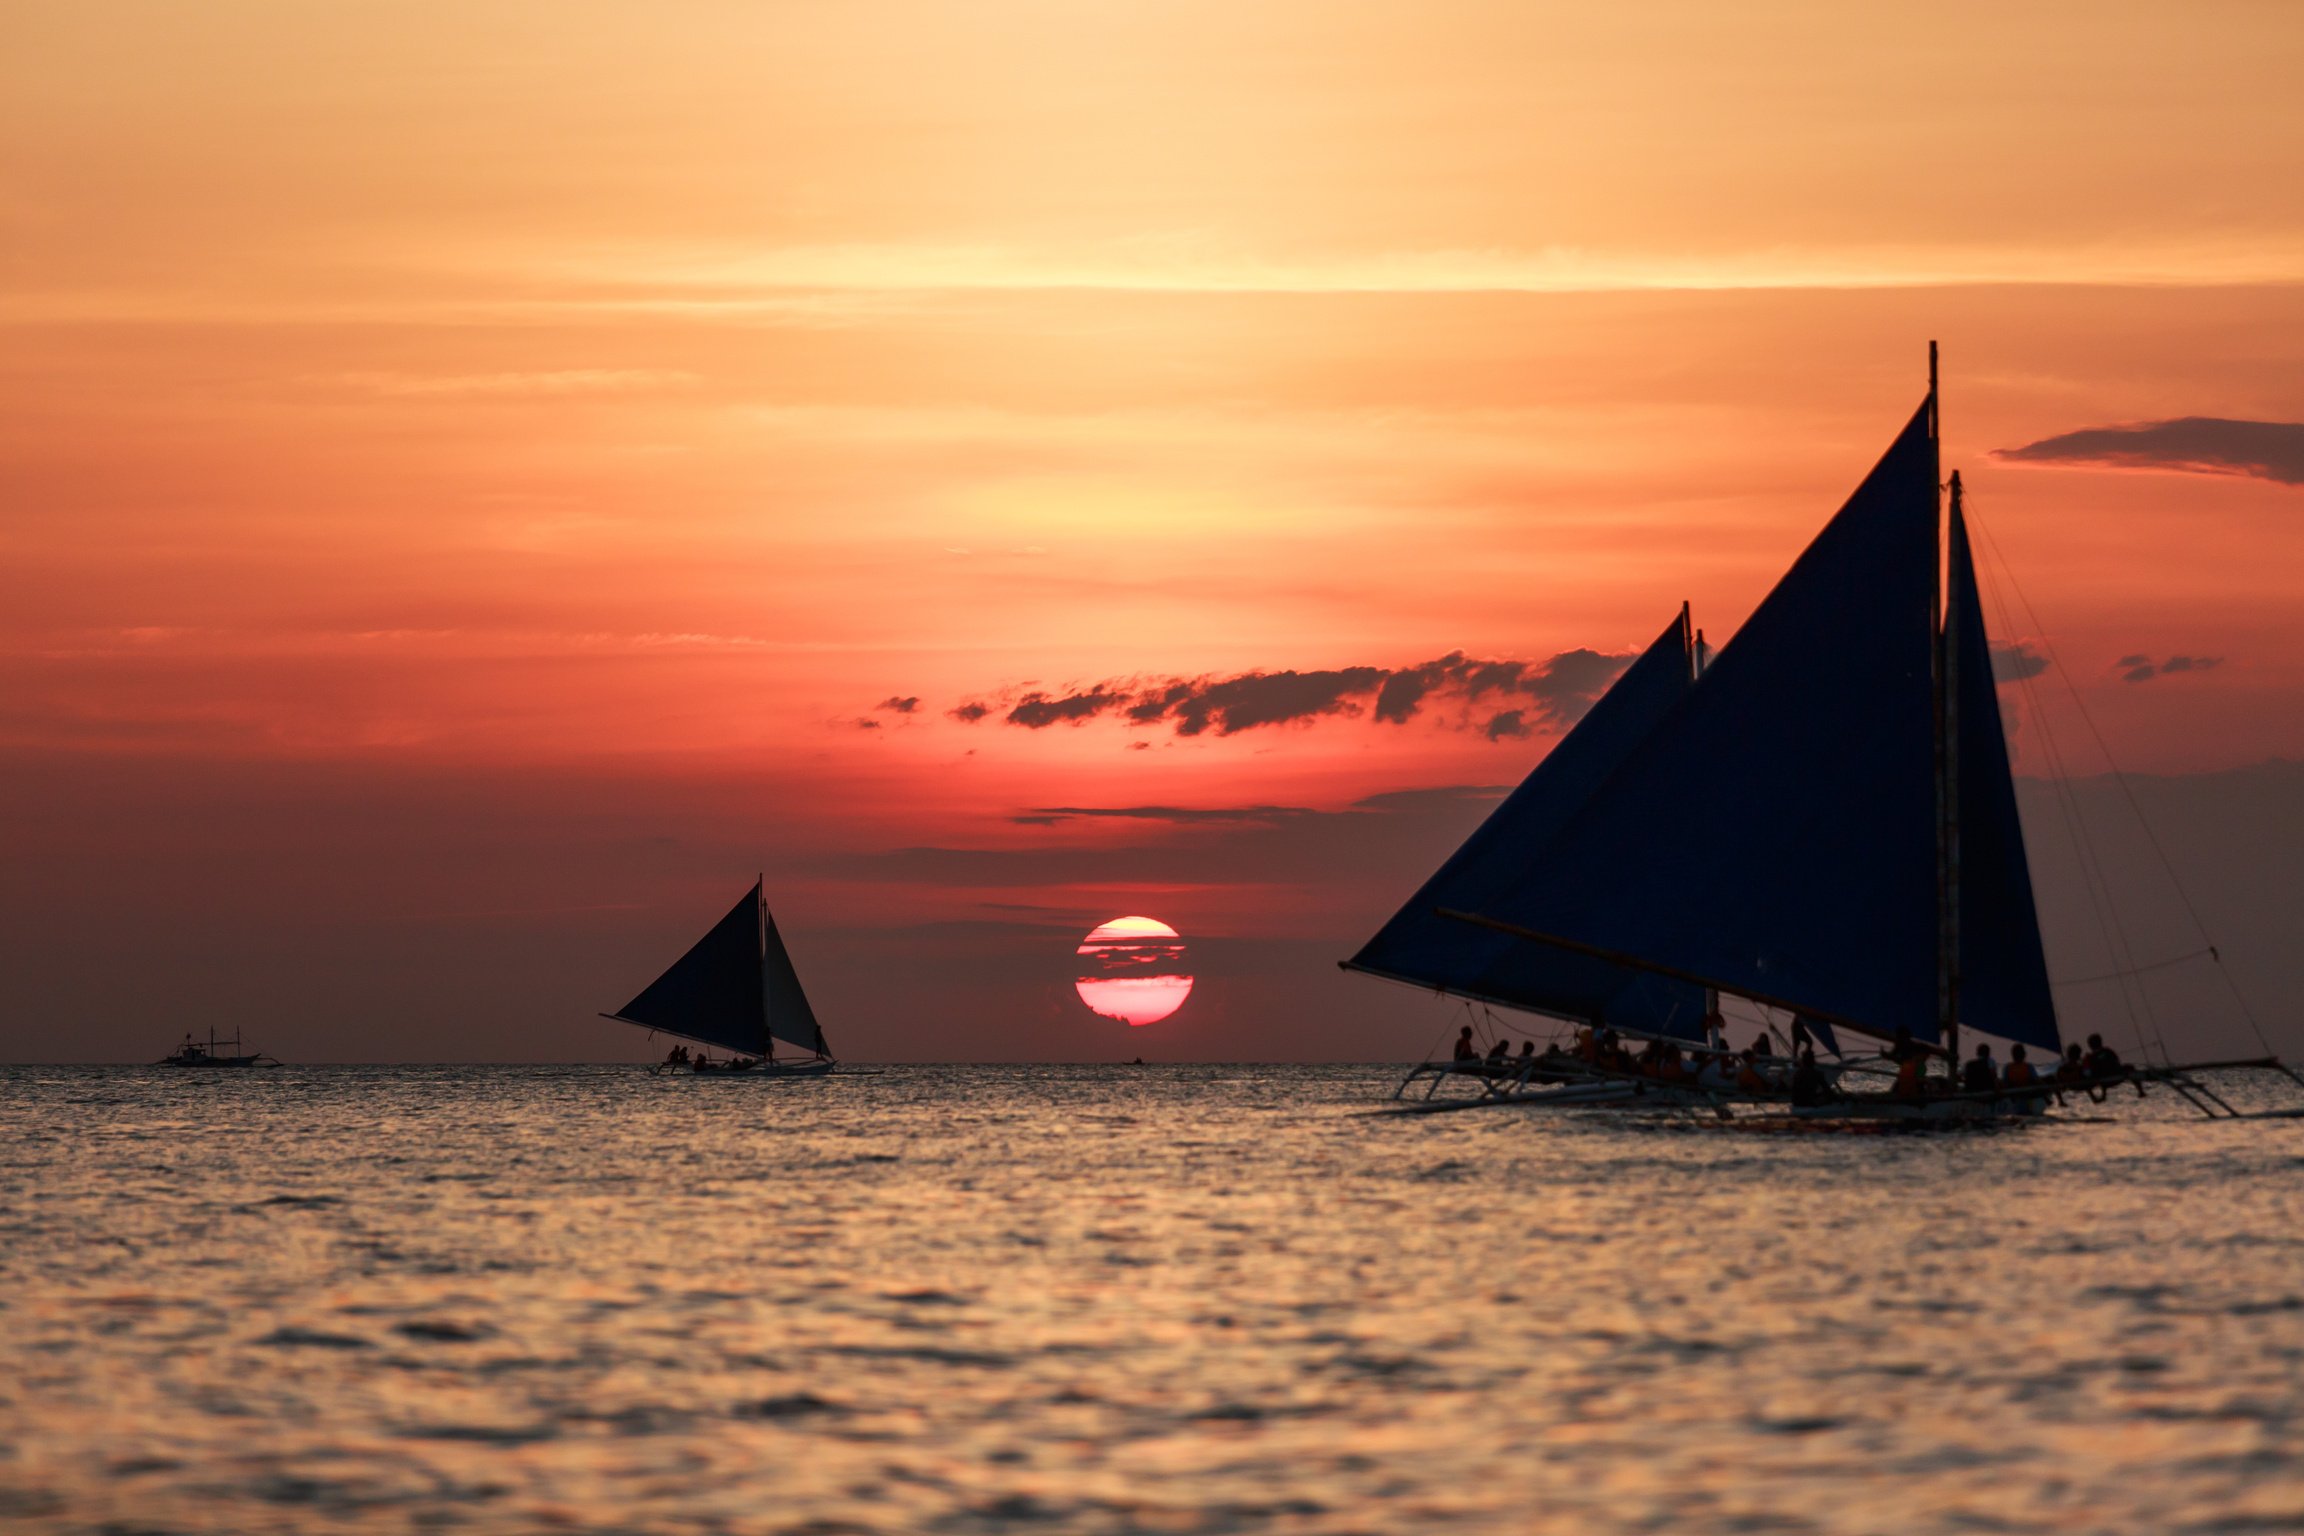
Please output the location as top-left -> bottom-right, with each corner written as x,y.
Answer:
5,2 -> 2302,1060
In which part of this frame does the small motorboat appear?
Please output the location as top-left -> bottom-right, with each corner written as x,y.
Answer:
156,1029 -> 282,1068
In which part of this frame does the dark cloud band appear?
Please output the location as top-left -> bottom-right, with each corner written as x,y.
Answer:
941,648 -> 1631,740
1995,417 -> 2304,486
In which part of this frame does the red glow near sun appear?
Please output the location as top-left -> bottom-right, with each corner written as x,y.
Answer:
1075,916 -> 1194,1027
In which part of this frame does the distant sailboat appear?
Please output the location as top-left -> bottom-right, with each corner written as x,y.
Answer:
602,879 -> 836,1076
1353,346 -> 2300,1121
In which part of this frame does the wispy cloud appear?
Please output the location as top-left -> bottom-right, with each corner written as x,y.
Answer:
2118,653 -> 2225,684
939,649 -> 1631,740
1996,418 -> 2304,486
322,369 -> 702,397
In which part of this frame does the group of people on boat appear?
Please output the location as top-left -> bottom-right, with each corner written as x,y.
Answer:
1449,1012 -> 2142,1112
660,1044 -> 762,1073
1883,1027 -> 2134,1104
1449,1016 -> 1812,1096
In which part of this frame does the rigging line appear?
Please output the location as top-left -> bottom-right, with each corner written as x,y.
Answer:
1971,506 -> 2234,1060
1967,502 -> 2167,1060
2053,948 -> 2220,988
1985,529 -> 2167,1062
1971,504 -> 2230,1059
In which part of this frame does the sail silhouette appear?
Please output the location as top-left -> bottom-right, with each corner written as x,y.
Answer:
606,880 -> 832,1060
1947,501 -> 2059,1051
1343,609 -> 1706,1038
1420,376 -> 2063,1056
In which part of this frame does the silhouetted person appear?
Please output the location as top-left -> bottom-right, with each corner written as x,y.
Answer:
2004,1043 -> 2044,1112
1791,1047 -> 1829,1107
1453,1026 -> 1478,1062
1883,1026 -> 1928,1099
1961,1042 -> 1998,1095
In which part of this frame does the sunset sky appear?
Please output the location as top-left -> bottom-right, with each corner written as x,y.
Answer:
6,1 -> 2302,1062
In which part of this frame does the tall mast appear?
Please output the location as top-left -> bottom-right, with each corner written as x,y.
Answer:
1930,342 -> 1960,1076
1942,473 -> 1964,1074
758,874 -> 774,1062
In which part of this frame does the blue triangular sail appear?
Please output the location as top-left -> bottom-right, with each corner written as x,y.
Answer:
610,883 -> 770,1056
1948,505 -> 2061,1053
763,907 -> 831,1057
1463,400 -> 1944,1040
1345,611 -> 1707,1039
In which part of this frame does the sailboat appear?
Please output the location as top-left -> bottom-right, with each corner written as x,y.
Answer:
601,878 -> 837,1076
1349,347 -> 2300,1121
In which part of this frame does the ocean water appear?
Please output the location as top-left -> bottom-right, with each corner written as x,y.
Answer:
3,1064 -> 2303,1535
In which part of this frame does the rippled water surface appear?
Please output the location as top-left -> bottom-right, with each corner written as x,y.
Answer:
4,1064 -> 2304,1534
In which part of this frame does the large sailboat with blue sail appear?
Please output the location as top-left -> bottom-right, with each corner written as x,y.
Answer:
1351,348 -> 2299,1121
603,879 -> 837,1076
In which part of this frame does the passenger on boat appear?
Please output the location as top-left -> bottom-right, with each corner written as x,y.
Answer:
1961,1043 -> 1998,1095
1878,1026 -> 1929,1098
1453,1026 -> 1478,1062
2004,1044 -> 2045,1112
1484,1036 -> 1512,1067
2082,1033 -> 2144,1099
1791,1047 -> 1829,1107
1750,1032 -> 1774,1058
1703,1010 -> 1729,1053
2055,1043 -> 2087,1084
665,1044 -> 689,1067
1735,1047 -> 1770,1094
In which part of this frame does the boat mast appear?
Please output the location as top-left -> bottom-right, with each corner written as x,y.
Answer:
1931,342 -> 1961,1077
757,874 -> 774,1063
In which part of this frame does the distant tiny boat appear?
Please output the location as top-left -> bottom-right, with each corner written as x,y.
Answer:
601,878 -> 837,1077
156,1029 -> 282,1069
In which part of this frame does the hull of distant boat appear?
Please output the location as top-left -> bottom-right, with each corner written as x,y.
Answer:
1780,1095 -> 2046,1123
157,1056 -> 280,1068
652,1059 -> 838,1078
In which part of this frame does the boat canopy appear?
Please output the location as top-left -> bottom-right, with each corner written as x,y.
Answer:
608,880 -> 831,1058
1343,609 -> 1708,1040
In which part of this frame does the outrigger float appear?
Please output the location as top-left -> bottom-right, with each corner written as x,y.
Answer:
1348,347 -> 2300,1126
601,878 -> 840,1078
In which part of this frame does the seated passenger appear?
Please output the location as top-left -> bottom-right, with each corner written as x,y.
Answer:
2082,1033 -> 2124,1078
1452,1026 -> 1478,1062
1485,1036 -> 1512,1065
1892,1052 -> 1927,1099
1735,1047 -> 1770,1094
2054,1043 -> 2088,1085
2003,1044 -> 2038,1089
1961,1043 -> 1998,1095
1791,1047 -> 1829,1107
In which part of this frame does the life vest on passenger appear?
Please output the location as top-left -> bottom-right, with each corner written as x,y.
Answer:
1893,1055 -> 1925,1098
2005,1061 -> 2038,1088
